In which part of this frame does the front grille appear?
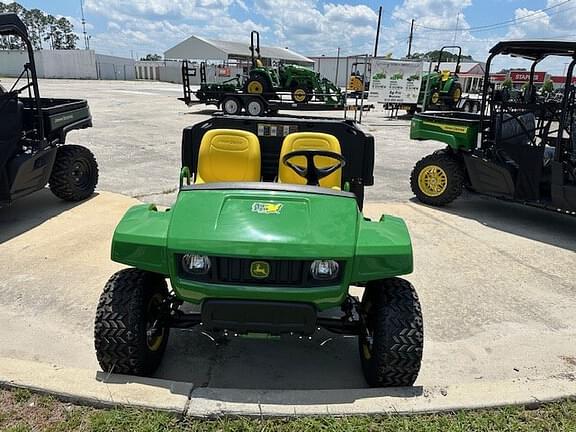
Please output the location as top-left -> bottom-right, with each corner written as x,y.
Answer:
178,255 -> 343,287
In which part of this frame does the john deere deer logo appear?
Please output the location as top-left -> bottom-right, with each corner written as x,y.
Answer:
250,261 -> 270,278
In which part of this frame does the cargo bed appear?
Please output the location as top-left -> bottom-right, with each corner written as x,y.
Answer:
20,97 -> 92,140
410,111 -> 483,151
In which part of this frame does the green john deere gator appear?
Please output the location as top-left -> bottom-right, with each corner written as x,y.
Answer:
94,115 -> 424,387
410,41 -> 576,214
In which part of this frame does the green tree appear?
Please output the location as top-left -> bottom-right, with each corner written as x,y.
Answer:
140,53 -> 162,61
410,50 -> 473,62
0,2 -> 78,50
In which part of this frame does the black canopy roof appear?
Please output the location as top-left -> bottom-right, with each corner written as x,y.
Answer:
0,13 -> 28,38
490,41 -> 576,60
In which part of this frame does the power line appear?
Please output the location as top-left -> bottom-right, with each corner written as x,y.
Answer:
414,0 -> 572,32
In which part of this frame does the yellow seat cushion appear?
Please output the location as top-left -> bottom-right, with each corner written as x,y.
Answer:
278,132 -> 342,189
195,129 -> 261,184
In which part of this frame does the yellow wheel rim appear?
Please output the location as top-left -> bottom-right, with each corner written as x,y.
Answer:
146,293 -> 164,352
293,88 -> 306,102
418,164 -> 448,197
247,81 -> 263,94
431,92 -> 440,104
453,87 -> 462,102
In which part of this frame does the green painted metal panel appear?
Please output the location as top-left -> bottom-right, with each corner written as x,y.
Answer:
351,214 -> 413,282
111,187 -> 414,310
410,113 -> 479,151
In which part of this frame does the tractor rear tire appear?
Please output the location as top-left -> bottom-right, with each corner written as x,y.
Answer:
410,152 -> 464,206
447,82 -> 462,108
49,145 -> 98,202
94,268 -> 170,376
359,278 -> 424,387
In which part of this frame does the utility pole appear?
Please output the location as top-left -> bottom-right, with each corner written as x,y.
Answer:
335,47 -> 341,87
80,0 -> 88,50
373,6 -> 382,57
453,11 -> 460,44
407,19 -> 415,58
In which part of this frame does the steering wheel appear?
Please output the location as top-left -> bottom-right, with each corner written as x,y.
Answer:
282,150 -> 346,186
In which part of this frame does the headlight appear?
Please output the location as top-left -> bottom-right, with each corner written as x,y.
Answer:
182,254 -> 211,275
310,260 -> 339,280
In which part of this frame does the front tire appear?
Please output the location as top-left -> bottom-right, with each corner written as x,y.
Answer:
94,268 -> 170,376
410,152 -> 464,206
49,145 -> 98,202
245,76 -> 270,97
359,278 -> 424,387
291,85 -> 312,103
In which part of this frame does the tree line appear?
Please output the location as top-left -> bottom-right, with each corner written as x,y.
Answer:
0,2 -> 78,50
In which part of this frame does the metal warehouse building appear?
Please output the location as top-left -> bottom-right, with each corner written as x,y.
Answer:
164,35 -> 313,67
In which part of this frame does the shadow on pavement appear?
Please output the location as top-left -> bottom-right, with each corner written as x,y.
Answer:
411,194 -> 576,252
184,109 -> 219,115
97,327 -> 424,404
0,189 -> 97,244
153,328 -> 371,391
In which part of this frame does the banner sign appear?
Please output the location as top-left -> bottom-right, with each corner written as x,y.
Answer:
510,71 -> 545,83
368,60 -> 423,104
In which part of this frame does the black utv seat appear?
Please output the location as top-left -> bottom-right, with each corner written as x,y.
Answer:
494,112 -> 543,201
495,112 -> 536,147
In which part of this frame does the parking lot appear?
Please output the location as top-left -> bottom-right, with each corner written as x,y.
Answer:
1,79 -> 575,396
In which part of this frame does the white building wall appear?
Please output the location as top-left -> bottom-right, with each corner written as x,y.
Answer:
0,49 -> 97,79
0,50 -> 33,76
37,49 -> 97,79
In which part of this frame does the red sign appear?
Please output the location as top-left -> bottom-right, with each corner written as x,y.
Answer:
510,71 -> 545,83
217,67 -> 231,77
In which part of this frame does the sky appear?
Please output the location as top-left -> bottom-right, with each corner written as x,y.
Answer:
5,0 -> 576,74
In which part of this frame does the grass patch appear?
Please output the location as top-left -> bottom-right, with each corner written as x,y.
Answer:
0,387 -> 574,431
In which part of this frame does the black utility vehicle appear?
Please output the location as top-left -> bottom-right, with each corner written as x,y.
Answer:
0,13 -> 98,207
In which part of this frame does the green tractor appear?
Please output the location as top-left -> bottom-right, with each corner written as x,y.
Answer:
94,116 -> 424,387
244,31 -> 343,105
418,46 -> 463,110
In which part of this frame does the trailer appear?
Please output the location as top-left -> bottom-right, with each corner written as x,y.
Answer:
180,61 -> 349,116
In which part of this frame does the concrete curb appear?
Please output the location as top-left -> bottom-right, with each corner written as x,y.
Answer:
1,357 -> 575,417
0,357 -> 193,414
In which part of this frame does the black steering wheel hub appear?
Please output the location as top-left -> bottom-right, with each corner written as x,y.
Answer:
282,150 -> 346,186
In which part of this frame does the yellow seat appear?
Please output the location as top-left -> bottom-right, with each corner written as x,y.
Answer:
278,132 -> 342,189
195,129 -> 261,184
441,70 -> 451,81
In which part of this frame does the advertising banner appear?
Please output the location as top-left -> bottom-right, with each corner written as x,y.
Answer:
368,60 -> 423,104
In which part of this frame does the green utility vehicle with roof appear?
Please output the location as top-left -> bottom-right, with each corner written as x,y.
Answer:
94,115 -> 424,387
410,41 -> 576,214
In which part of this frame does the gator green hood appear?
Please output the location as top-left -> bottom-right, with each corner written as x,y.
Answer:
167,187 -> 359,259
111,184 -> 413,309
